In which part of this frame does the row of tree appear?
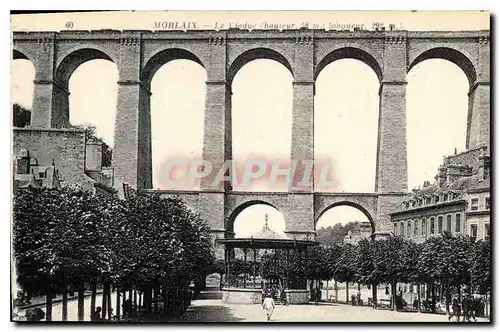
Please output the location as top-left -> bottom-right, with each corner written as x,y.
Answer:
216,234 -> 490,313
13,186 -> 214,321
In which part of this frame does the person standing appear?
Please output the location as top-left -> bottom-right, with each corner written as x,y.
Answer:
90,306 -> 102,321
262,293 -> 276,322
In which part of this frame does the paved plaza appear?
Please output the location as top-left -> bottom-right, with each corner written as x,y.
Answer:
176,298 -> 491,323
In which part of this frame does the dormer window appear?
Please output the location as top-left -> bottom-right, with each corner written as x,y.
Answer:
435,195 -> 440,203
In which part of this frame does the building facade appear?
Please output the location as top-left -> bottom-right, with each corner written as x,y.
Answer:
390,146 -> 490,242
343,222 -> 373,245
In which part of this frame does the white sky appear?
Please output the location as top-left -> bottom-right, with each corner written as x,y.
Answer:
10,10 -> 477,233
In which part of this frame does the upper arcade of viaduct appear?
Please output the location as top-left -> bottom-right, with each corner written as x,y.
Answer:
12,28 -> 490,240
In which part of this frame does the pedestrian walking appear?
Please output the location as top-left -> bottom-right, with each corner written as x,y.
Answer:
262,293 -> 276,321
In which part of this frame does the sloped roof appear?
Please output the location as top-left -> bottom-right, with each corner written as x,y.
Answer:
249,221 -> 289,240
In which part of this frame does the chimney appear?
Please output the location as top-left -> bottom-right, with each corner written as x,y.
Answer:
446,164 -> 473,183
478,154 -> 490,180
16,149 -> 30,174
85,138 -> 103,171
437,165 -> 447,187
423,181 -> 431,187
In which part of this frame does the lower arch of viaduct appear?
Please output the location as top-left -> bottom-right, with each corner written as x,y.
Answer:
12,29 -> 490,246
149,189 -> 406,240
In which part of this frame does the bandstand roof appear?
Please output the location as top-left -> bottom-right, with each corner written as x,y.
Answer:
216,237 -> 318,250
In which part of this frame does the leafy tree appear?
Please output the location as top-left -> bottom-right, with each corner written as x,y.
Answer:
13,103 -> 31,127
472,238 -> 490,295
316,222 -> 360,246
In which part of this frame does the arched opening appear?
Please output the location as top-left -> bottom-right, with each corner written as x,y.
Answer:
230,51 -> 293,192
54,48 -> 117,136
316,204 -> 374,246
315,203 -> 374,304
11,53 -> 35,127
315,55 -> 380,192
229,202 -> 285,238
68,60 -> 118,147
224,202 -> 287,289
407,54 -> 470,190
147,57 -> 206,190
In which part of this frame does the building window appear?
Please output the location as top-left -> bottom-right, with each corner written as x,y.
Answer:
485,197 -> 490,210
407,220 -> 412,237
394,223 -> 397,235
471,198 -> 479,211
421,218 -> 426,236
430,217 -> 435,234
455,213 -> 461,233
39,171 -> 46,179
414,220 -> 418,236
435,195 -> 440,203
425,197 -> 431,205
446,215 -> 452,232
485,223 -> 490,240
470,224 -> 478,240
400,222 -> 404,236
438,216 -> 443,234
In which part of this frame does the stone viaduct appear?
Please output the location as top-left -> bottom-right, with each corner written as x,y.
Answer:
13,28 -> 490,243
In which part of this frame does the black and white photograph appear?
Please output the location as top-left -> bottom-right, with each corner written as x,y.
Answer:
9,10 -> 491,323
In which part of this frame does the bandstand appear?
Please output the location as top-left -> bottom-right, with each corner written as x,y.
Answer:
217,215 -> 318,304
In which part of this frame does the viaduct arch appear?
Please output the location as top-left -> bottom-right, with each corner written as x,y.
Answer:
13,29 -> 490,245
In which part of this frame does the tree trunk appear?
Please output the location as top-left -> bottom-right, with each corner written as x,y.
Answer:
346,281 -> 349,304
335,279 -> 338,303
90,281 -> 97,320
77,285 -> 85,321
445,284 -> 450,315
485,293 -> 489,317
163,284 -> 168,318
153,287 -> 158,316
101,283 -> 108,320
146,287 -> 152,313
116,286 -> 120,321
417,283 -> 421,312
107,284 -> 112,319
431,283 -> 436,313
372,283 -> 378,309
392,280 -> 397,311
62,277 -> 68,321
45,282 -> 53,322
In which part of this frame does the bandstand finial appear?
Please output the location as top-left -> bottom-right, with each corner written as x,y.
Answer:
264,213 -> 269,230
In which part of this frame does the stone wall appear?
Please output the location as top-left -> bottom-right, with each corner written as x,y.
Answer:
222,288 -> 262,304
13,128 -> 94,191
285,289 -> 309,304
